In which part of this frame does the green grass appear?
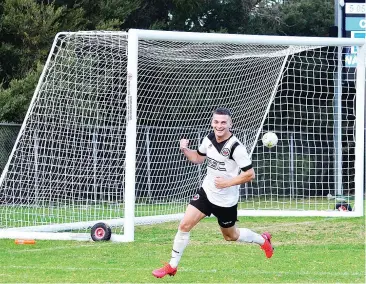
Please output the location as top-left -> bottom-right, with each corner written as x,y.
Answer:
0,216 -> 364,283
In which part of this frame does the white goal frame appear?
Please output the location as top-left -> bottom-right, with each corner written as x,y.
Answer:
0,29 -> 364,242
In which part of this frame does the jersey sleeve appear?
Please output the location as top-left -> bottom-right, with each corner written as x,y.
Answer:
232,144 -> 252,171
197,137 -> 208,156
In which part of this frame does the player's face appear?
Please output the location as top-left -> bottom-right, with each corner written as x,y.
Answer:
211,114 -> 232,140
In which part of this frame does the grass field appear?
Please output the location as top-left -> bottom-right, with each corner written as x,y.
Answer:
0,216 -> 364,283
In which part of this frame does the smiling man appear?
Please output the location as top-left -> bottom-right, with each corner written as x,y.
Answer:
152,108 -> 274,279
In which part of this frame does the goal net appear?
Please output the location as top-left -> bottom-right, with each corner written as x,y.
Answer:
0,30 -> 364,242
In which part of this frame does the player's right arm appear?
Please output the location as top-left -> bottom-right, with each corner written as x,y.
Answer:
180,139 -> 206,164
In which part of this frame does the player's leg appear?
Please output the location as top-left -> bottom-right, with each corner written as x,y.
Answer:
170,204 -> 206,267
214,204 -> 274,258
220,226 -> 273,258
152,188 -> 210,278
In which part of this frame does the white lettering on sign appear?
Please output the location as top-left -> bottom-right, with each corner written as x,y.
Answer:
345,54 -> 357,67
360,19 -> 366,29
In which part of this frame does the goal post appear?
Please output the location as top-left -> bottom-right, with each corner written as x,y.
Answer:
124,30 -> 138,242
0,29 -> 364,242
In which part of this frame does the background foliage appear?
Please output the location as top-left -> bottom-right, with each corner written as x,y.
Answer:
0,0 -> 334,123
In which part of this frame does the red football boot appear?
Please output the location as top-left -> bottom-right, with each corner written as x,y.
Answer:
261,232 -> 274,258
152,263 -> 177,278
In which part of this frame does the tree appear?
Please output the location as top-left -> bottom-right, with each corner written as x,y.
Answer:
121,0 -> 265,33
0,0 -> 88,122
0,64 -> 42,122
0,0 -> 86,87
0,0 -> 338,123
51,0 -> 142,30
247,0 -> 334,36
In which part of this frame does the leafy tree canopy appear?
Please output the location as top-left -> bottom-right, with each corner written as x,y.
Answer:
0,0 -> 335,122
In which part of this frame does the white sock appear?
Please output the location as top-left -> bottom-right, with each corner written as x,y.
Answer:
236,228 -> 265,245
169,230 -> 190,268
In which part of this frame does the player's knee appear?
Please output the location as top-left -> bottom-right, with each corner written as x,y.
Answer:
223,234 -> 237,241
178,221 -> 192,232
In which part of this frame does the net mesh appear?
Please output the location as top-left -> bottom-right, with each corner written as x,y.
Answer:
241,47 -> 356,210
134,40 -> 295,216
0,33 -> 128,232
245,47 -> 357,211
0,32 -> 359,234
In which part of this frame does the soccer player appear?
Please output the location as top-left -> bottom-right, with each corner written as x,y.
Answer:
152,107 -> 274,278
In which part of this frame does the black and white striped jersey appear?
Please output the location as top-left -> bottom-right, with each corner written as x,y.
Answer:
197,132 -> 252,207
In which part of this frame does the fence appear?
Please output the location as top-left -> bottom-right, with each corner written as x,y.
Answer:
0,123 -> 21,176
0,121 -> 365,197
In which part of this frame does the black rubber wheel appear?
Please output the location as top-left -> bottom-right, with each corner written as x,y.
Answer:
91,222 -> 112,241
335,203 -> 352,212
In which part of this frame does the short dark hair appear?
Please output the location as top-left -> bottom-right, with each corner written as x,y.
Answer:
213,107 -> 232,117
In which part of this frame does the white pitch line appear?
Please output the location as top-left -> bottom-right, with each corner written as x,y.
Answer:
0,265 -> 363,277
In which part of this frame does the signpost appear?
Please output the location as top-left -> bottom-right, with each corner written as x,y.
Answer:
344,1 -> 366,68
333,0 -> 365,195
341,0 -> 366,203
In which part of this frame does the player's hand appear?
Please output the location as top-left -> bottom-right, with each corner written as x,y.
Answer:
180,139 -> 189,150
214,177 -> 229,189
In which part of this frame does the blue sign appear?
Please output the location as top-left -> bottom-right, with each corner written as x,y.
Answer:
345,31 -> 366,67
343,1 -> 365,78
345,17 -> 366,30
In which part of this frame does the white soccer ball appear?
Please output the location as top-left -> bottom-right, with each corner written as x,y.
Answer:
262,132 -> 278,148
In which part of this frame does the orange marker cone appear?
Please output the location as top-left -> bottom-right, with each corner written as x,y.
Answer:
15,239 -> 36,245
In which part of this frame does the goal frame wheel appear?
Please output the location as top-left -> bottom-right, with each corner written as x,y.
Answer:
90,222 -> 112,241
